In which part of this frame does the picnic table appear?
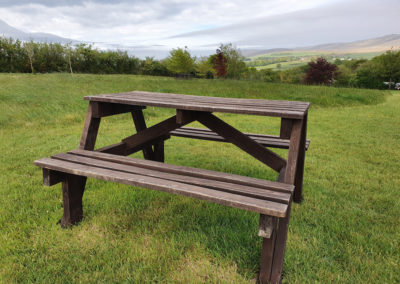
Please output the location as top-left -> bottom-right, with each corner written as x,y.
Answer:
34,91 -> 309,283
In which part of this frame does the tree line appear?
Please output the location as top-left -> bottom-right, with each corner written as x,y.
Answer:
1,36 -> 399,89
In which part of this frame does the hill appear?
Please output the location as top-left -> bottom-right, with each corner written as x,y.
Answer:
0,19 -> 76,43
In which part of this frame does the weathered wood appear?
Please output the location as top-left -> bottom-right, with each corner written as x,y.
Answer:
176,109 -> 200,124
131,109 -> 154,160
68,150 -> 294,194
269,119 -> 303,283
60,173 -> 86,228
280,118 -> 293,139
259,217 -> 278,283
79,101 -> 101,150
122,114 -> 197,149
293,113 -> 308,203
153,140 -> 165,162
34,157 -> 289,217
91,102 -> 144,118
84,91 -> 310,119
170,127 -> 310,150
43,168 -> 64,186
270,204 -> 292,284
258,214 -> 274,238
197,112 -> 286,172
96,141 -> 127,155
51,153 -> 292,204
95,135 -> 170,156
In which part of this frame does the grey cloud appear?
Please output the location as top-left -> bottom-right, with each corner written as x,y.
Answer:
0,0 -> 130,7
169,0 -> 400,49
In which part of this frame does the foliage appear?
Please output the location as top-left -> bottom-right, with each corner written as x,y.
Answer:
373,49 -> 400,89
165,47 -> 196,76
212,49 -> 227,78
355,60 -> 385,89
141,57 -> 171,76
218,43 -> 248,79
304,57 -> 338,85
196,56 -> 214,79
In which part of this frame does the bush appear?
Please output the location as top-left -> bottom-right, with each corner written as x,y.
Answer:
304,57 -> 338,85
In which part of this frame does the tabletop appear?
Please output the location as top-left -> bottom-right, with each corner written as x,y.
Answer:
84,91 -> 310,119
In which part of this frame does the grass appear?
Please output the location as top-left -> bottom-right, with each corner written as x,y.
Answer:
0,73 -> 399,283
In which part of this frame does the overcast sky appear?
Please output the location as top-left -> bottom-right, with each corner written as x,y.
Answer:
0,0 -> 399,52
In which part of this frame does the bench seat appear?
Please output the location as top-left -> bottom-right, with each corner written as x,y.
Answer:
34,149 -> 293,218
170,127 -> 310,150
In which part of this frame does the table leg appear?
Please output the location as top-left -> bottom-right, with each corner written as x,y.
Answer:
293,113 -> 307,203
131,109 -> 155,160
61,102 -> 101,227
267,119 -> 303,283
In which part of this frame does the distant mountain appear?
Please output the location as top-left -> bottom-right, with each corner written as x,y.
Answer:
0,19 -> 77,43
246,34 -> 400,57
299,34 -> 400,53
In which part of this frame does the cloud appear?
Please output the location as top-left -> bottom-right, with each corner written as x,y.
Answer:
169,0 -> 400,49
0,0 -> 398,51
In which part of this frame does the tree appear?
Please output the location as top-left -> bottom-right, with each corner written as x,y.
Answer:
196,56 -> 214,78
65,42 -> 73,74
304,57 -> 338,85
218,43 -> 248,79
24,41 -> 35,73
374,49 -> 400,89
166,47 -> 195,76
212,49 -> 227,78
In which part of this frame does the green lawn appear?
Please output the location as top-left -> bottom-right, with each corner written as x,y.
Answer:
0,74 -> 399,283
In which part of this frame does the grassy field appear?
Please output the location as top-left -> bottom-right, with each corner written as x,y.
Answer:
0,73 -> 399,283
247,50 -> 384,71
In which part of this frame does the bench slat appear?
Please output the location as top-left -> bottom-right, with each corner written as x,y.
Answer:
34,158 -> 288,217
69,149 -> 294,193
52,153 -> 291,204
170,127 -> 310,150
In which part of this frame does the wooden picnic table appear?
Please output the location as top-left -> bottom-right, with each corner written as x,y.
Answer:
84,91 -> 309,202
35,90 -> 310,283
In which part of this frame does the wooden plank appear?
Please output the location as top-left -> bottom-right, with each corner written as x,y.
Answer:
293,113 -> 308,203
107,93 -> 309,112
280,118 -> 293,139
259,218 -> 278,283
91,102 -> 144,118
95,135 -> 170,156
51,153 -> 292,204
68,149 -> 294,193
79,101 -> 101,150
122,114 -> 197,149
90,91 -> 310,109
170,127 -> 310,150
96,142 -> 127,155
258,214 -> 274,238
43,168 -> 64,186
60,174 -> 86,228
270,120 -> 303,283
131,108 -> 154,160
34,158 -> 289,217
197,113 -> 286,172
84,92 -> 309,119
153,140 -> 165,162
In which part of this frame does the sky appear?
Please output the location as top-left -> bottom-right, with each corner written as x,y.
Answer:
0,0 -> 399,56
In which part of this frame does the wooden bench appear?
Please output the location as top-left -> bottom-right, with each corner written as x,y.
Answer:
170,127 -> 310,150
35,149 -> 293,283
34,91 -> 310,283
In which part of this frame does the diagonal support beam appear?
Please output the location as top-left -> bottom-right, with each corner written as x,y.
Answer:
122,110 -> 199,149
197,113 -> 286,172
131,108 -> 154,160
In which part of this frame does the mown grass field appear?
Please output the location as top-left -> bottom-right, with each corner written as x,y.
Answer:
0,73 -> 399,283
